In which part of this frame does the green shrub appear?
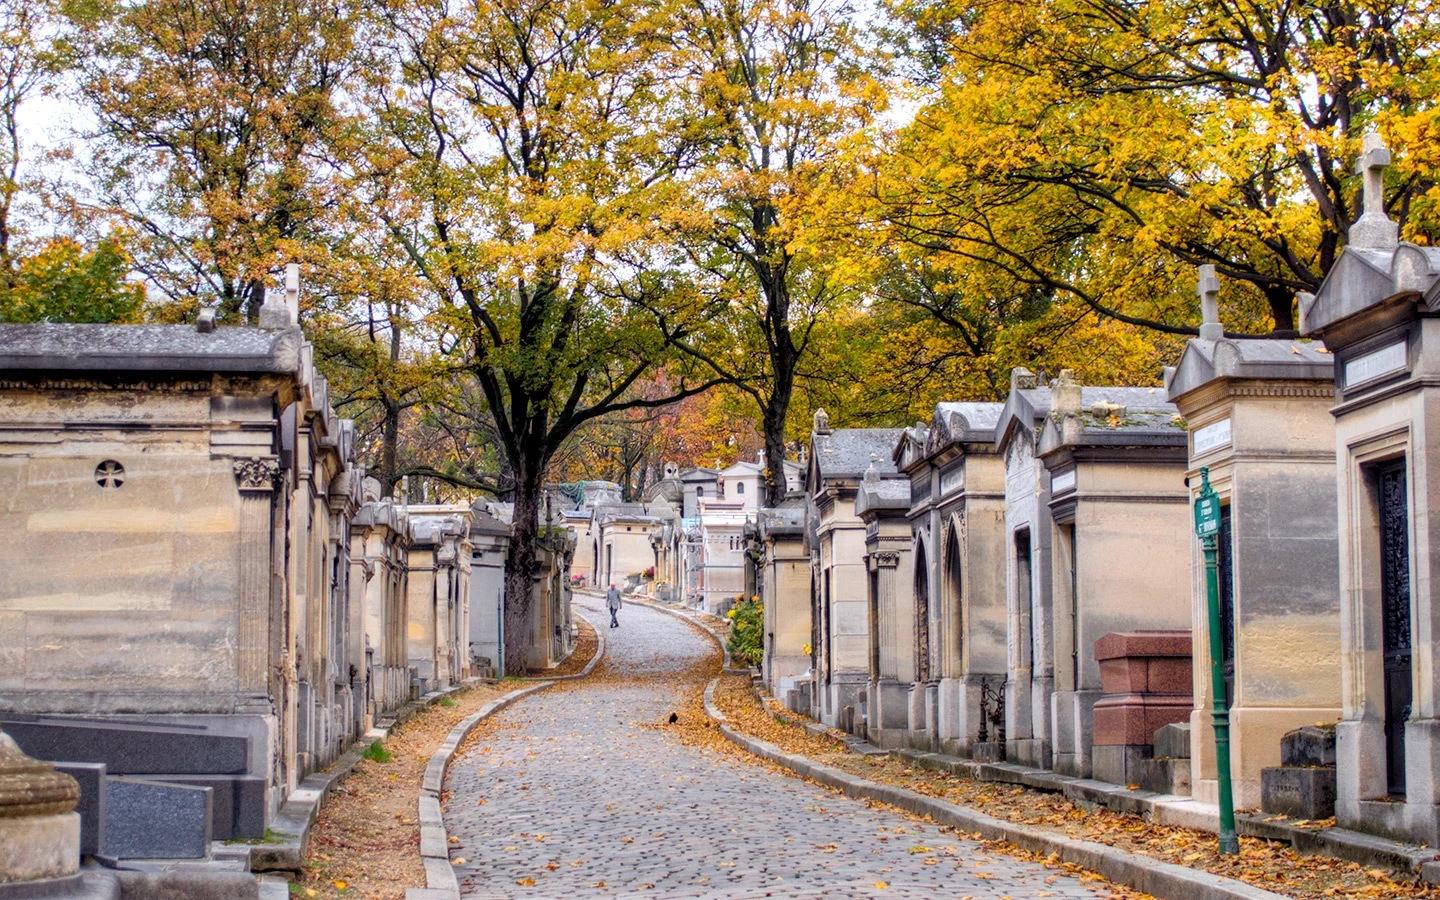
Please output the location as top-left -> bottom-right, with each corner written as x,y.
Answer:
362,740 -> 393,763
726,595 -> 764,667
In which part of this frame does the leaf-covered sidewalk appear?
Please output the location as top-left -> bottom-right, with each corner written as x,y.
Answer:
297,616 -> 599,898
710,675 -> 1440,900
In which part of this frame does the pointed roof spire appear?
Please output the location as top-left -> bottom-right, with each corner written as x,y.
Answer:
1351,132 -> 1399,250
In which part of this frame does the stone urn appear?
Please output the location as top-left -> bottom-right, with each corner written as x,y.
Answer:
0,728 -> 81,885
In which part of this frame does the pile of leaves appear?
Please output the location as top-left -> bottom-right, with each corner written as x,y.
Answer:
297,682 -> 511,898
725,596 -> 763,667
712,675 -> 1440,900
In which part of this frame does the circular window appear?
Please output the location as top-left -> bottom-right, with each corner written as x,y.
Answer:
95,460 -> 125,489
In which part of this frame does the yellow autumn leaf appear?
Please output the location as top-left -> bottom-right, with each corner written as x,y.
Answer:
516,876 -> 536,886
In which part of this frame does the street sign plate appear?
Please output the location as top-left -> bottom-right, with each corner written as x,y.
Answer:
1194,493 -> 1221,538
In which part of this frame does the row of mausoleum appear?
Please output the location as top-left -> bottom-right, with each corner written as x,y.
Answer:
760,136 -> 1440,850
0,279 -> 574,865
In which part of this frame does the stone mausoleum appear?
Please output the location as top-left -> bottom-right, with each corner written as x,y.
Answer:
1302,135 -> 1440,846
0,292 -> 364,853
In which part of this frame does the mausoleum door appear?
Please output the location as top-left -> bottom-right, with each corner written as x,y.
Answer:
1378,460 -> 1412,797
868,567 -> 880,680
1218,504 -> 1236,709
1059,523 -> 1078,690
1016,529 -> 1033,676
945,533 -> 962,671
915,545 -> 931,683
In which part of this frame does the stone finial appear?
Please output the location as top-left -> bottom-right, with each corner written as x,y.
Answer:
259,288 -> 292,329
0,730 -> 79,819
813,408 -> 831,435
1051,368 -> 1082,417
1351,132 -> 1399,250
0,727 -> 81,884
196,304 -> 218,333
1198,265 -> 1223,341
863,460 -> 880,485
1010,367 -> 1037,392
285,263 -> 301,318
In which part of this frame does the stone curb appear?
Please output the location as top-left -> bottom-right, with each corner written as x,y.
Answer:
407,680 -> 556,900
247,677 -> 484,875
622,596 -> 745,674
702,677 -> 1287,900
517,607 -> 606,683
887,746 -> 1440,881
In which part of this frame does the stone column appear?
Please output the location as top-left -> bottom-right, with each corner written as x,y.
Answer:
0,728 -> 81,884
234,457 -> 281,704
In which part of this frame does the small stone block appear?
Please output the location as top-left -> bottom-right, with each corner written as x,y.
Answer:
1153,723 -> 1191,760
1281,724 -> 1337,768
418,796 -> 443,829
419,825 -> 448,859
101,778 -> 212,860
0,812 -> 81,882
54,762 -> 106,856
423,856 -> 458,892
1261,765 -> 1337,819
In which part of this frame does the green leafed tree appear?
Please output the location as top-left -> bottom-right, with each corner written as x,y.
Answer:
0,235 -> 145,323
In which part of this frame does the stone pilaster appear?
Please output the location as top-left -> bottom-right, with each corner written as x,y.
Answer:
234,457 -> 281,704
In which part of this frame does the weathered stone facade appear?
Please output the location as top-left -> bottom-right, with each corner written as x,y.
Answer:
0,308 -> 363,837
1034,371 -> 1191,778
758,497 -> 810,707
350,495 -> 413,724
995,369 -> 1059,768
1168,318 -> 1341,809
406,506 -> 473,692
1301,136 -> 1440,846
895,403 -> 1008,757
807,411 -> 904,732
855,465 -> 913,748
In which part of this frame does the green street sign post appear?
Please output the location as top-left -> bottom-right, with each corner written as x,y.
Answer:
1195,466 -> 1239,855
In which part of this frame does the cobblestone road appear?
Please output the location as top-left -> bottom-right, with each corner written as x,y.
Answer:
446,598 -> 1116,899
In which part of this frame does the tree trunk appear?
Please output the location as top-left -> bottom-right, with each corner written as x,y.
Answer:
502,457 -> 543,676
761,340 -> 798,507
379,400 -> 400,498
1266,286 -> 1297,336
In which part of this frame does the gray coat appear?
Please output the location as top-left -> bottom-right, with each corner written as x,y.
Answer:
606,587 -> 622,611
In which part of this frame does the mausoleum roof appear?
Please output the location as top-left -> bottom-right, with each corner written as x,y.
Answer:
995,385 -> 1052,453
1302,244 -> 1440,341
0,323 -> 301,372
1166,337 -> 1334,402
854,475 -> 911,518
934,402 -> 1002,440
1038,382 -> 1185,455
758,495 -> 807,538
811,428 -> 904,481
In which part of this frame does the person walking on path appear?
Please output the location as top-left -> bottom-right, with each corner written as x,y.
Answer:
606,584 -> 622,628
